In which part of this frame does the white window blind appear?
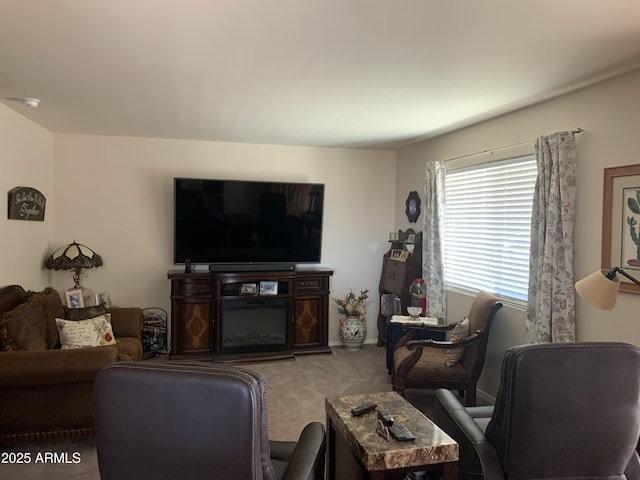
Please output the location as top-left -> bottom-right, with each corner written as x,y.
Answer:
444,155 -> 537,303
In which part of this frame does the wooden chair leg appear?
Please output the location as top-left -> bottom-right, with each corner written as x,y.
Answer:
392,384 -> 406,397
465,387 -> 477,407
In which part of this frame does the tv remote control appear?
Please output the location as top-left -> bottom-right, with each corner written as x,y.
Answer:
351,402 -> 377,416
377,409 -> 394,426
388,423 -> 415,441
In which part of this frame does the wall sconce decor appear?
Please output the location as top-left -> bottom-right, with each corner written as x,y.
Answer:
405,191 -> 421,223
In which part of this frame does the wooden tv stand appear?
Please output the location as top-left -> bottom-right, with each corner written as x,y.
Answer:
167,267 -> 333,363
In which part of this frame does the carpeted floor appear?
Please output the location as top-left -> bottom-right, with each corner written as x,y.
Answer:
0,344 -> 443,480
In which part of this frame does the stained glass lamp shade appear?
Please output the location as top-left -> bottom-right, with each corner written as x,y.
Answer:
45,242 -> 103,304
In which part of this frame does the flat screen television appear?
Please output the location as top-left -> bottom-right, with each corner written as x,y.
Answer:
174,178 -> 324,268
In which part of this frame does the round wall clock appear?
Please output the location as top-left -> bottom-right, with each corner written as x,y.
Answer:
405,191 -> 421,223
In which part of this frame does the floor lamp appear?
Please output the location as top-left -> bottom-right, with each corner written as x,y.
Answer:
575,267 -> 640,310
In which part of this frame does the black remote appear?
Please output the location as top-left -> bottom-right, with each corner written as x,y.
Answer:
351,402 -> 377,416
377,409 -> 394,426
388,423 -> 415,441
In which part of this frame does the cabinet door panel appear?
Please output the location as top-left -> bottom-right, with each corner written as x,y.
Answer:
181,301 -> 211,352
294,298 -> 320,345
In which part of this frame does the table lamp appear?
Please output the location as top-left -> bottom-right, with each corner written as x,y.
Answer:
45,240 -> 103,306
575,267 -> 640,310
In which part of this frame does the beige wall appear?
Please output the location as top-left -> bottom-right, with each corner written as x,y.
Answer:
396,67 -> 640,398
0,104 -> 55,289
5,67 -> 639,377
1,101 -> 397,348
51,134 -> 396,345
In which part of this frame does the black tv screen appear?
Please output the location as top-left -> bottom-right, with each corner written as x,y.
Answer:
174,178 -> 324,265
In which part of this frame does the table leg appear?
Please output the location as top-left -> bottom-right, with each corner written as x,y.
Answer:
327,414 -> 336,480
327,414 -> 369,480
442,461 -> 457,480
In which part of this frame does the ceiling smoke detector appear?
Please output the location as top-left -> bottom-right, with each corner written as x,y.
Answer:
20,97 -> 40,108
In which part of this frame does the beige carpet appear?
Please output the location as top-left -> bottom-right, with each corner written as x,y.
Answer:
0,345 -> 441,480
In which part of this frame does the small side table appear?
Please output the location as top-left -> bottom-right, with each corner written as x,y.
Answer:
386,316 -> 447,373
326,391 -> 458,480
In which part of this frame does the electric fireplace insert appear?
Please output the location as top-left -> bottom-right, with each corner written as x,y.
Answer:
220,297 -> 289,356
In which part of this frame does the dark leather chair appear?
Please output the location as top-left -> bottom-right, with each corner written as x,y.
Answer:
434,342 -> 640,480
94,362 -> 325,480
392,292 -> 502,406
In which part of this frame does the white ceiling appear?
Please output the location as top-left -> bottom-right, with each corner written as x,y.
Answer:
1,1 -> 640,149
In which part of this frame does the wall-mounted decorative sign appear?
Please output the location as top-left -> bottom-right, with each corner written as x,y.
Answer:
8,186 -> 46,221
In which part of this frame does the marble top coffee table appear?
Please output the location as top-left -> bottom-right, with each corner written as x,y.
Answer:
326,391 -> 458,480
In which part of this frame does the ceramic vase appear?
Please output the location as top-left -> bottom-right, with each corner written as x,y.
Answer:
339,315 -> 366,350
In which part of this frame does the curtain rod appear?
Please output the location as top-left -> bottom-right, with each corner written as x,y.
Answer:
443,128 -> 584,164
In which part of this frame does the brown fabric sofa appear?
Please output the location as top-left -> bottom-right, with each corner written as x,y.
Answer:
0,284 -> 143,444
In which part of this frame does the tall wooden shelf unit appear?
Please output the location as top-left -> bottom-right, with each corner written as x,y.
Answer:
377,229 -> 422,345
168,267 -> 333,362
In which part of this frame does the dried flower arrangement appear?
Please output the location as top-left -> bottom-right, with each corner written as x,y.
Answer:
333,288 -> 370,317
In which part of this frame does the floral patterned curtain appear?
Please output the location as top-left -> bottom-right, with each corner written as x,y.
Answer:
423,160 -> 447,317
525,131 -> 577,343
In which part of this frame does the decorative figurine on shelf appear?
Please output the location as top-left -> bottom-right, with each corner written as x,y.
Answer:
333,288 -> 370,350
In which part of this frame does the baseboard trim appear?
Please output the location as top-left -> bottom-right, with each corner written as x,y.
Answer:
328,339 -> 379,347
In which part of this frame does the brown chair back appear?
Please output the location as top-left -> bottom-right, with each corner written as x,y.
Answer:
459,292 -> 502,378
486,342 -> 640,480
94,362 -> 276,480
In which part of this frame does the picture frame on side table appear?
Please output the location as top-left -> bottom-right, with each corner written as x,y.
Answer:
259,281 -> 278,295
602,164 -> 640,294
65,289 -> 84,309
95,292 -> 109,307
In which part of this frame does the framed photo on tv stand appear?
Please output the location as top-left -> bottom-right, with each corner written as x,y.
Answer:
240,283 -> 257,295
259,281 -> 278,295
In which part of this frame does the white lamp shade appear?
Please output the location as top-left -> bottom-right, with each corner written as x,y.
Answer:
575,269 -> 621,310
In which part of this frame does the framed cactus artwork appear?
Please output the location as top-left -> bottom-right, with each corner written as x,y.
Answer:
602,164 -> 640,294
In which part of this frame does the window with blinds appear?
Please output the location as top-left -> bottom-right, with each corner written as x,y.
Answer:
444,155 -> 537,303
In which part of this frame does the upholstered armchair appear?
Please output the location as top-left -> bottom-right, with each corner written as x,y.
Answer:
392,292 -> 502,406
434,342 -> 640,480
94,362 -> 326,480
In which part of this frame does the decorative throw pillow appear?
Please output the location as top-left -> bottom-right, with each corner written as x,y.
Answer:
55,315 -> 117,349
63,303 -> 107,321
27,287 -> 64,349
445,316 -> 470,367
0,301 -> 48,351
